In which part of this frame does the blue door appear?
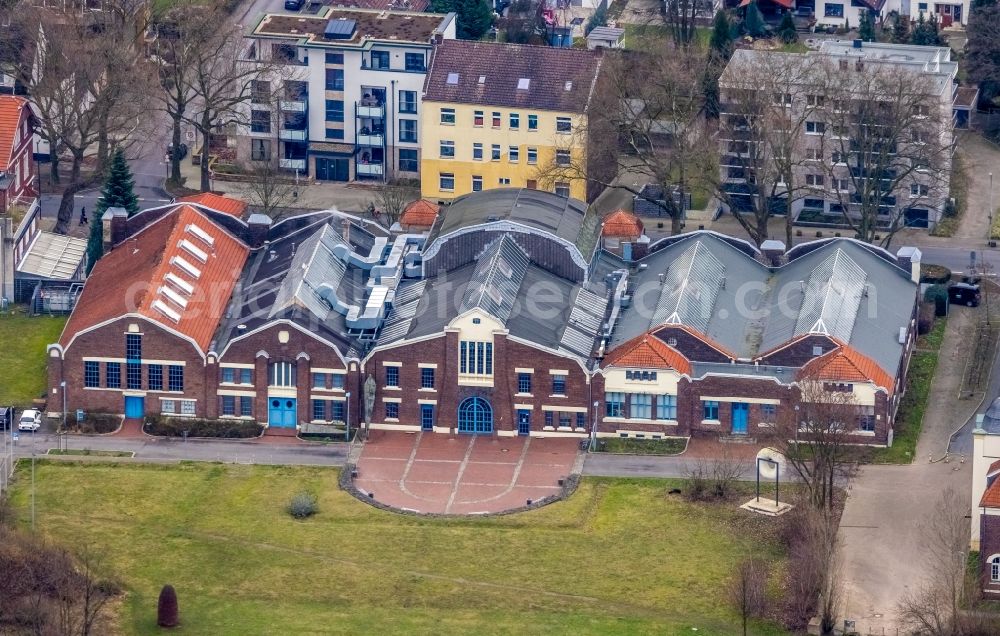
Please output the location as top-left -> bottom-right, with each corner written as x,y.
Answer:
458,397 -> 493,434
731,403 -> 749,435
268,398 -> 297,428
124,396 -> 144,419
421,404 -> 434,431
517,409 -> 531,436
622,242 -> 633,262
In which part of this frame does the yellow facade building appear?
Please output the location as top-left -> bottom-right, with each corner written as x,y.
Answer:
419,41 -> 602,202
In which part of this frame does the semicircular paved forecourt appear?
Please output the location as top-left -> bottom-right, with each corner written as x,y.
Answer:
353,431 -> 581,514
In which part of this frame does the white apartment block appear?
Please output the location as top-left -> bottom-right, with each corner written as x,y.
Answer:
718,40 -> 960,231
734,0 -> 972,28
242,7 -> 455,182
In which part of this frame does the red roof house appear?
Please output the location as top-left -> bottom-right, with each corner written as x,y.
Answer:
0,96 -> 36,212
400,199 -> 440,231
177,192 -> 249,218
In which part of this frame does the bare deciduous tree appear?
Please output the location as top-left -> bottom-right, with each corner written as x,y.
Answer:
728,556 -> 769,636
371,178 -> 419,227
237,158 -> 298,220
782,507 -> 843,633
3,3 -> 155,233
538,43 -> 713,234
766,380 -> 858,511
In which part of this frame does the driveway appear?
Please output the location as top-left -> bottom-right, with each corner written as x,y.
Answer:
838,306 -> 982,631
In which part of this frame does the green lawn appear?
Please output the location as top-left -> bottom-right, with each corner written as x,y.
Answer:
0,312 -> 66,406
7,462 -> 788,635
595,437 -> 687,456
869,318 -> 946,464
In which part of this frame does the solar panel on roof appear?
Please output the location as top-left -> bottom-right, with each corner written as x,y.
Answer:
324,18 -> 356,39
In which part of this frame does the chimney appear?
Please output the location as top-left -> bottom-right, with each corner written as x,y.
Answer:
246,213 -> 272,249
760,239 -> 787,267
102,207 -> 129,250
895,246 -> 922,284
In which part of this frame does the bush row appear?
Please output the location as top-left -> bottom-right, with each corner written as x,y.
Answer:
144,414 -> 263,438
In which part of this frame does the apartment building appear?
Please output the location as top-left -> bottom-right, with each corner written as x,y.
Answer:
718,40 -> 959,231
242,7 -> 455,182
420,40 -> 603,202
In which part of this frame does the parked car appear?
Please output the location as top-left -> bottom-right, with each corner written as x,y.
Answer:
18,409 -> 42,431
948,282 -> 981,307
167,143 -> 188,161
284,0 -> 304,9
0,406 -> 11,430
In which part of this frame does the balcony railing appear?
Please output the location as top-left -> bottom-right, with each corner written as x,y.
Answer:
280,100 -> 307,112
357,104 -> 384,119
279,158 -> 306,171
356,162 -> 384,176
357,133 -> 384,147
279,129 -> 306,141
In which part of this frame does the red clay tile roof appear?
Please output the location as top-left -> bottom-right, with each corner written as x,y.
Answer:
59,205 -> 249,352
424,40 -> 602,113
982,479 -> 1000,508
989,460 -> 1000,477
799,344 -> 895,393
604,332 -> 692,375
0,96 -> 29,171
602,209 -> 644,237
178,192 -> 248,217
400,199 -> 440,227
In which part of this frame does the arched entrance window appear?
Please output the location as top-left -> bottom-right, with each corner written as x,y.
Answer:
990,554 -> 1000,583
458,397 -> 493,434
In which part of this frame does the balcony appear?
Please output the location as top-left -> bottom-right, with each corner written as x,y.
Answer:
279,158 -> 306,171
356,162 -> 384,177
357,104 -> 384,119
357,133 -> 384,147
280,100 -> 307,112
279,129 -> 306,141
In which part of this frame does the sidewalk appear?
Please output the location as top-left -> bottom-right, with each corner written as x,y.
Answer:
177,158 -> 379,214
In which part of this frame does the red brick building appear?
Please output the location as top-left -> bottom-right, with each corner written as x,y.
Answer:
0,95 -> 36,212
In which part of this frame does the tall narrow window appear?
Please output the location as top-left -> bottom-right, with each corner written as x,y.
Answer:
386,366 -> 399,388
125,334 -> 141,361
106,362 -> 121,389
420,368 -> 435,389
168,365 -> 184,392
126,363 -> 142,390
84,361 -> 100,388
148,364 -> 163,391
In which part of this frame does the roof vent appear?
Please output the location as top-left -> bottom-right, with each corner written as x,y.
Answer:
564,80 -> 572,91
478,75 -> 486,84
324,18 -> 357,40
446,72 -> 459,85
517,78 -> 530,90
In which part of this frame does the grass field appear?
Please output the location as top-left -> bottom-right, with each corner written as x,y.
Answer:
0,312 -> 66,406
7,462 -> 788,635
869,317 -> 946,464
595,437 -> 687,456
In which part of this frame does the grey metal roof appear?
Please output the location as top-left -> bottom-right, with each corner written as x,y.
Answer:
650,240 -> 727,333
459,235 -> 530,324
429,188 -> 590,247
269,224 -> 349,321
610,232 -> 916,377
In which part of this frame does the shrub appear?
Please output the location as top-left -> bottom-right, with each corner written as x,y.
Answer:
917,302 -> 936,335
63,411 -> 120,434
924,285 -> 949,317
157,584 -> 179,628
288,492 -> 318,519
144,414 -> 263,439
919,263 -> 952,284
778,11 -> 797,44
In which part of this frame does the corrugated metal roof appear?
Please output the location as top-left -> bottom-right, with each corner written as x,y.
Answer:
459,235 -> 530,324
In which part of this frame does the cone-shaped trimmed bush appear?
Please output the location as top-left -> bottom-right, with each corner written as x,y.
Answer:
157,584 -> 178,628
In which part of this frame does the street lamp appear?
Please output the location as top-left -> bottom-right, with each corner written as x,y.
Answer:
345,392 -> 351,443
990,172 -> 995,247
590,400 -> 599,451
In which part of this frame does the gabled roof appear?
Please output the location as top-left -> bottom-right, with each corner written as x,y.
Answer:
178,192 -> 248,217
604,332 -> 692,375
400,199 -> 440,227
602,209 -> 643,237
423,40 -> 602,113
798,344 -> 895,393
0,95 -> 29,170
981,478 -> 1000,509
60,206 -> 249,352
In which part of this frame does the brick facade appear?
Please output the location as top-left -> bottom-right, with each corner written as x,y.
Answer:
980,512 -> 1000,596
364,333 -> 592,435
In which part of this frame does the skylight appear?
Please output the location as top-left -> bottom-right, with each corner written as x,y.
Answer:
165,272 -> 194,295
446,72 -> 459,85
179,239 -> 208,263
159,285 -> 189,309
152,299 -> 181,323
564,81 -> 573,91
478,75 -> 486,84
171,256 -> 202,279
185,223 -> 215,247
517,78 -> 530,90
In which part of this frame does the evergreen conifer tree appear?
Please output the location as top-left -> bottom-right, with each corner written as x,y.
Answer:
86,147 -> 139,275
859,11 -> 876,41
778,11 -> 797,43
744,0 -> 766,37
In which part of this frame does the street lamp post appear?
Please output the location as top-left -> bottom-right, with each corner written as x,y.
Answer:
345,391 -> 351,443
590,400 -> 599,451
990,172 -> 995,247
